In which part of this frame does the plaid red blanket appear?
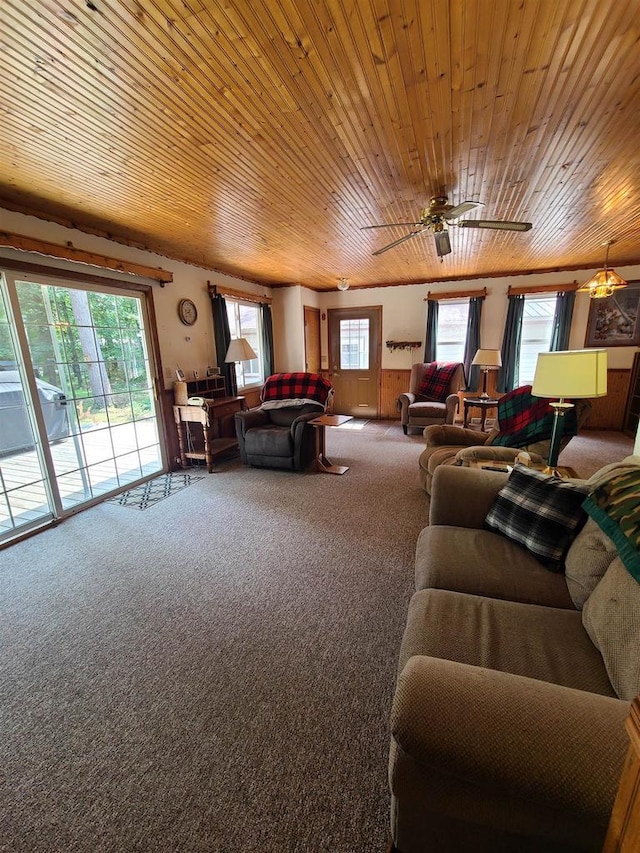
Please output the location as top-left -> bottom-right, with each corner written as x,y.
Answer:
261,372 -> 333,406
490,385 -> 578,448
417,362 -> 463,402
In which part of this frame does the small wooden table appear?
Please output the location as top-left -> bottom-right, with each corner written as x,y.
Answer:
463,397 -> 499,430
308,414 -> 352,474
173,396 -> 246,472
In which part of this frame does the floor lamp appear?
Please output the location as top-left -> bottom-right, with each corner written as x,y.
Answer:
225,337 -> 257,394
532,349 -> 608,475
471,349 -> 502,398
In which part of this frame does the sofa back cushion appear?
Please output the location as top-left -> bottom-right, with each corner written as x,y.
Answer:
564,519 -> 619,609
582,557 -> 640,701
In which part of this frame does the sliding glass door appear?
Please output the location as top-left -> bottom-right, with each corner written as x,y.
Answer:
0,270 -> 164,544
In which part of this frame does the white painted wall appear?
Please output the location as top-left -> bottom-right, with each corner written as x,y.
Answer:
316,269 -> 640,371
2,207 -> 638,385
0,209 -> 272,389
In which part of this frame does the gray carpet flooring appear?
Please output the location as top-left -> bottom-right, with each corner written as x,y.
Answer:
0,423 -> 632,852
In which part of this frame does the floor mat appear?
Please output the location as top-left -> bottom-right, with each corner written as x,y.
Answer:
107,472 -> 205,510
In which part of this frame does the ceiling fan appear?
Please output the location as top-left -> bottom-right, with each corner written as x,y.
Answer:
362,196 -> 532,258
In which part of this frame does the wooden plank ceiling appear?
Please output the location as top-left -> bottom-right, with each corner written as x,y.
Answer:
0,0 -> 639,291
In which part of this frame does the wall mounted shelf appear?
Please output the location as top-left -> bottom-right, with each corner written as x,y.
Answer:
386,340 -> 422,352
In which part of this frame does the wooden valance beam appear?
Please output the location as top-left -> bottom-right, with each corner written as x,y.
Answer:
424,287 -> 487,301
0,231 -> 173,284
507,281 -> 579,296
208,282 -> 272,304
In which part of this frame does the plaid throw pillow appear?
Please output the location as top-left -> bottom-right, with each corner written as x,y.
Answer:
583,468 -> 640,582
485,464 -> 589,571
416,362 -> 461,402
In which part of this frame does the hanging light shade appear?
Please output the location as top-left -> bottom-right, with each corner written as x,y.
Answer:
577,240 -> 627,299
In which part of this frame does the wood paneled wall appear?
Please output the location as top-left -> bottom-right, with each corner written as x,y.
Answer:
586,370 -> 631,430
378,369 -> 631,429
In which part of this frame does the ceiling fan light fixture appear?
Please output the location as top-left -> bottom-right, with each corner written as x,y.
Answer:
577,240 -> 627,299
337,277 -> 350,291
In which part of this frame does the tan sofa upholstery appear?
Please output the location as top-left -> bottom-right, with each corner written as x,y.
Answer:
397,363 -> 465,435
389,459 -> 640,853
418,398 -> 592,495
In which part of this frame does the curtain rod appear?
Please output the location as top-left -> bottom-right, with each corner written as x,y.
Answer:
208,282 -> 272,304
0,231 -> 173,284
424,287 -> 487,301
507,281 -> 579,296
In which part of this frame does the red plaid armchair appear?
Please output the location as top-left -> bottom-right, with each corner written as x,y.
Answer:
397,362 -> 465,435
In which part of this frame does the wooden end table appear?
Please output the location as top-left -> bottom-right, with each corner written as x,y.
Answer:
308,414 -> 352,474
463,397 -> 499,430
467,459 -> 579,479
173,396 -> 246,472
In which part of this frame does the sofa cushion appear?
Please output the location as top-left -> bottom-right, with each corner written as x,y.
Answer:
415,526 -> 575,609
564,519 -> 618,610
582,468 -> 640,582
399,589 -> 615,696
582,557 -> 640,701
484,464 -> 589,571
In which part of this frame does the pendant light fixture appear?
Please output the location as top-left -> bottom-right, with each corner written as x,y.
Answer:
577,240 -> 627,299
337,277 -> 350,291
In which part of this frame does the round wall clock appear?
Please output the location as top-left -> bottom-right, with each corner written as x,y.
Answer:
178,298 -> 198,326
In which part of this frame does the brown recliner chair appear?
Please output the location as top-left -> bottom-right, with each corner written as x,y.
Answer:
398,363 -> 465,435
418,397 -> 592,495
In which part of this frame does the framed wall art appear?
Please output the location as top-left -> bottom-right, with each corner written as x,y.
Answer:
584,283 -> 640,348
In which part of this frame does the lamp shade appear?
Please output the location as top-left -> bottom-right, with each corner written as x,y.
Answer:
532,349 -> 608,399
471,349 -> 502,368
225,337 -> 257,363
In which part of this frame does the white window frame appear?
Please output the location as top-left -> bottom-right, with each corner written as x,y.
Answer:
518,294 -> 557,385
436,299 -> 469,363
225,299 -> 264,390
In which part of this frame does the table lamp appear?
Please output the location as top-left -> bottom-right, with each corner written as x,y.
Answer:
471,349 -> 502,398
532,349 -> 607,475
225,337 -> 257,364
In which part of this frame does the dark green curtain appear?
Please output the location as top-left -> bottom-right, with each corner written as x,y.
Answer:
261,303 -> 274,378
463,296 -> 484,391
497,294 -> 525,393
550,290 -> 576,351
211,291 -> 237,396
423,299 -> 438,363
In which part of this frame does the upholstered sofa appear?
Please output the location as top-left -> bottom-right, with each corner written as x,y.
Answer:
418,396 -> 592,495
389,458 -> 640,853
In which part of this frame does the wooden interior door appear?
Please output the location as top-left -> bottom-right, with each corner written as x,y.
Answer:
328,306 -> 381,418
303,306 -> 321,373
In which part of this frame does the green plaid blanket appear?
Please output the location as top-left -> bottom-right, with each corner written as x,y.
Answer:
490,385 -> 577,448
583,469 -> 640,582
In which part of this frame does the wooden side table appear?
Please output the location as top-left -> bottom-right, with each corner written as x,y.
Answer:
308,414 -> 352,474
463,397 -> 499,430
173,396 -> 246,472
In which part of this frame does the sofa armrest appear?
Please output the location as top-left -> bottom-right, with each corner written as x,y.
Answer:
397,393 -> 416,423
234,409 -> 269,434
423,424 -> 490,448
428,465 -> 508,527
457,446 -> 546,465
391,655 -> 630,822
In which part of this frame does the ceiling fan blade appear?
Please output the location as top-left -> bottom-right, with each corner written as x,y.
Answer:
434,230 -> 451,257
361,222 -> 422,229
456,219 -> 532,231
443,201 -> 482,220
372,230 -> 424,256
